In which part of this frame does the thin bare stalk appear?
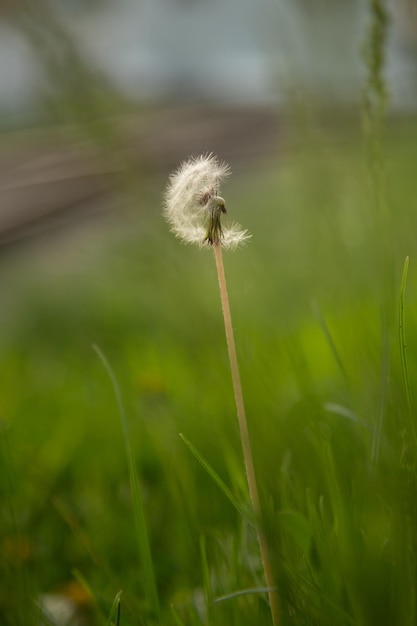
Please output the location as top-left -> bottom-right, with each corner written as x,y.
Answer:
213,243 -> 280,626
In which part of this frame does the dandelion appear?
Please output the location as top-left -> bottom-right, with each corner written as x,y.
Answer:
163,153 -> 250,249
164,155 -> 280,626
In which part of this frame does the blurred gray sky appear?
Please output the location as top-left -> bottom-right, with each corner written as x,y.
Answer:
0,0 -> 416,117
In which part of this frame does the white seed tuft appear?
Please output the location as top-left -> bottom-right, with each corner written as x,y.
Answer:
163,153 -> 250,249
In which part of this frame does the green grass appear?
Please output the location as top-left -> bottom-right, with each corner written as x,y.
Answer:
2,113 -> 417,625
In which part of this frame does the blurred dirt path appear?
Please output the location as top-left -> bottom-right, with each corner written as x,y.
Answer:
0,105 -> 279,250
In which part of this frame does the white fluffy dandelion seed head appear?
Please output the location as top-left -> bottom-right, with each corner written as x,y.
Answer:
163,153 -> 250,250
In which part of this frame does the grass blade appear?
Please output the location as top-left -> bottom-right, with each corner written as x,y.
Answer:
107,590 -> 123,626
212,586 -> 277,605
399,257 -> 414,413
93,344 -> 160,623
312,300 -> 348,385
200,534 -> 212,625
399,256 -> 416,445
179,433 -> 252,524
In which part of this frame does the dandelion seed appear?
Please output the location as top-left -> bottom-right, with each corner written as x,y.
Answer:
163,154 -> 250,249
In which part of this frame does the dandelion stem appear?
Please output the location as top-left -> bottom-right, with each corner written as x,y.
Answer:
213,243 -> 280,626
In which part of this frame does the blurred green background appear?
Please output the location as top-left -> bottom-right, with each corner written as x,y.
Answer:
1,1 -> 417,625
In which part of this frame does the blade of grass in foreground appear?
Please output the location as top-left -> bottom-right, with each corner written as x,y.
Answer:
93,344 -> 160,623
312,300 -> 349,386
179,433 -> 252,524
200,535 -> 213,625
212,587 -> 279,605
107,590 -> 123,626
399,257 -> 414,415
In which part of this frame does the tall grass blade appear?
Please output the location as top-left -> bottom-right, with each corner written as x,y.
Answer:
71,568 -> 94,600
200,534 -> 212,625
362,0 -> 391,465
212,587 -> 277,605
107,590 -> 123,626
312,301 -> 348,385
399,256 -> 412,409
93,344 -> 160,622
399,257 -> 416,436
179,433 -> 252,524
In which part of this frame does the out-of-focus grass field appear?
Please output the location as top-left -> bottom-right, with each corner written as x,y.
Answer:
2,112 -> 417,626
